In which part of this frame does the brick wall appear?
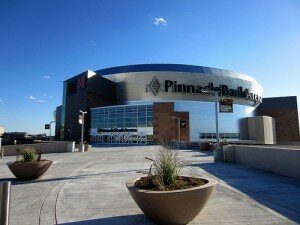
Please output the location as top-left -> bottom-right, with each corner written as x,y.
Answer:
255,96 -> 300,143
258,109 -> 300,142
175,112 -> 190,142
153,102 -> 190,144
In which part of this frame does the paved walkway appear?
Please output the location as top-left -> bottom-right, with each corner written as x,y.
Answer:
0,146 -> 300,225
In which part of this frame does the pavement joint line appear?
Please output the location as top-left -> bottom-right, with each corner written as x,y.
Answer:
10,195 -> 46,214
38,153 -> 97,225
186,165 -> 298,218
38,182 -> 60,225
52,152 -> 91,165
54,161 -> 99,224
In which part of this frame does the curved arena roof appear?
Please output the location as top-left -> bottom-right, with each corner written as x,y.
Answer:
95,64 -> 259,84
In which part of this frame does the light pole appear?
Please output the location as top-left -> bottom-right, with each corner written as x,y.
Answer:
201,90 -> 222,162
49,121 -> 55,139
79,110 -> 87,152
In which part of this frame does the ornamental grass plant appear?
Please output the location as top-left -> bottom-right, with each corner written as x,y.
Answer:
16,147 -> 42,163
135,146 -> 206,191
147,148 -> 183,187
145,148 -> 184,191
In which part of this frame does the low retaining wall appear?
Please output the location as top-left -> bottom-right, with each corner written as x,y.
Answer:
223,145 -> 300,180
1,142 -> 72,156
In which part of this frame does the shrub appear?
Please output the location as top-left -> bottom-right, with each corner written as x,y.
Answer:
16,147 -> 42,163
146,148 -> 184,190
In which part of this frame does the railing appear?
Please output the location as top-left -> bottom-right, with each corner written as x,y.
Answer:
0,181 -> 11,225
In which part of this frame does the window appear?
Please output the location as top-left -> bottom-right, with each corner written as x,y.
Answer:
91,105 -> 154,130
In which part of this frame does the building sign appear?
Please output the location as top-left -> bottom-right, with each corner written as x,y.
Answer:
219,98 -> 233,113
45,124 -> 50,129
77,76 -> 86,90
67,75 -> 86,96
146,77 -> 161,96
97,128 -> 138,133
180,121 -> 187,127
146,77 -> 262,104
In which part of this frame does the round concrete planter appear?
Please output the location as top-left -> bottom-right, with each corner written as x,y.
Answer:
7,160 -> 53,180
126,177 -> 217,225
199,142 -> 210,151
84,144 -> 92,152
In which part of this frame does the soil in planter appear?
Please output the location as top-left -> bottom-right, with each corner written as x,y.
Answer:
135,176 -> 208,191
12,159 -> 48,164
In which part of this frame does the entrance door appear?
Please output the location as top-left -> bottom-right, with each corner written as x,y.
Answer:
102,135 -> 108,143
126,133 -> 132,144
137,134 -> 147,144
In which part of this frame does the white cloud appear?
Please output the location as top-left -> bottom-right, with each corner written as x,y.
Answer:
43,75 -> 51,79
29,96 -> 47,103
43,94 -> 53,98
154,17 -> 167,26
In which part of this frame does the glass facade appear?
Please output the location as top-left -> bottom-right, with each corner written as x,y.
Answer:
89,101 -> 256,143
174,101 -> 255,141
90,104 -> 153,144
118,100 -> 255,142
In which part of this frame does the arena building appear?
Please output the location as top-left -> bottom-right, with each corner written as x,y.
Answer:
54,64 -> 300,145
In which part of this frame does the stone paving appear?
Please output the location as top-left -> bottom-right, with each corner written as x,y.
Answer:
0,145 -> 300,225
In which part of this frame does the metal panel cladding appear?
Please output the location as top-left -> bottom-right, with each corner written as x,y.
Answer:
96,64 -> 263,107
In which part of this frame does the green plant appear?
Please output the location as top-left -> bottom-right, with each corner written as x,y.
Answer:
146,148 -> 184,190
220,139 -> 229,149
16,147 -> 42,163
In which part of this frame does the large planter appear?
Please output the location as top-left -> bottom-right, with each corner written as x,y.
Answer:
199,142 -> 210,151
126,177 -> 216,225
84,144 -> 92,152
7,160 -> 53,180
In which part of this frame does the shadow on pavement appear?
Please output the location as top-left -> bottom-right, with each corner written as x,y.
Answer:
190,161 -> 300,223
91,144 -> 151,148
0,169 -> 141,185
181,149 -> 213,156
58,214 -> 154,225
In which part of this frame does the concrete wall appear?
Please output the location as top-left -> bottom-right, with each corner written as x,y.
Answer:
1,141 -> 70,156
223,145 -> 300,179
240,116 -> 276,144
248,116 -> 276,144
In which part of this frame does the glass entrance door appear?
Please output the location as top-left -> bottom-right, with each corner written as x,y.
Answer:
137,134 -> 147,144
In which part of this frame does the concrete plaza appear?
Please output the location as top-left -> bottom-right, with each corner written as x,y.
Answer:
0,145 -> 300,225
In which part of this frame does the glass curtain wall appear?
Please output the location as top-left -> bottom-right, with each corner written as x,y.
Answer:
90,104 -> 153,144
174,101 -> 255,141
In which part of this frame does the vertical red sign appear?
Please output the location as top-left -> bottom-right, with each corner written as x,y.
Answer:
77,76 -> 86,90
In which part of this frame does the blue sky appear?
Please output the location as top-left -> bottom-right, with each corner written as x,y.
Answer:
0,0 -> 300,134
